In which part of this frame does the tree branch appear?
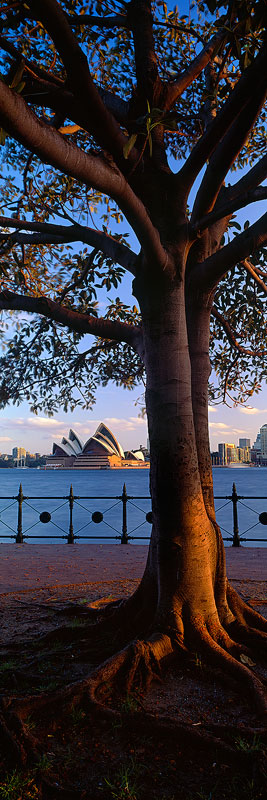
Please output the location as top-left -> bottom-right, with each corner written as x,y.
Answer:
0,34 -> 63,86
0,216 -> 138,274
193,187 -> 267,235
128,0 -> 161,105
211,306 -> 263,356
28,0 -> 130,167
192,212 -> 267,291
165,29 -> 225,111
0,289 -> 143,352
177,45 -> 267,197
242,259 -> 267,295
0,83 -> 168,271
226,154 -> 267,205
66,13 -> 129,29
192,81 -> 267,220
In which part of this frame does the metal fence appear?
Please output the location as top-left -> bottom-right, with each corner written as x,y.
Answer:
0,482 -> 267,546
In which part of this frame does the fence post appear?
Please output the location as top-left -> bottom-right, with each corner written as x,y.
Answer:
232,482 -> 240,547
67,485 -> 75,544
121,483 -> 129,544
16,483 -> 24,543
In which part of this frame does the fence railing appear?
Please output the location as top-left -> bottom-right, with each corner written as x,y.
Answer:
0,482 -> 267,546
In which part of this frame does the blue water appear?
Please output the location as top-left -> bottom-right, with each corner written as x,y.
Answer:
0,467 -> 266,546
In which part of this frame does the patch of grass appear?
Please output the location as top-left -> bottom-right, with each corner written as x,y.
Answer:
104,757 -> 143,800
0,770 -> 38,800
35,679 -> 59,692
36,753 -> 52,773
235,734 -> 263,753
70,704 -> 86,726
0,660 -> 16,673
194,653 -> 203,669
120,693 -> 142,713
25,715 -> 36,732
69,617 -> 86,628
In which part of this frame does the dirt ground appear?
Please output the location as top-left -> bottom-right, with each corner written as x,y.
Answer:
0,546 -> 266,800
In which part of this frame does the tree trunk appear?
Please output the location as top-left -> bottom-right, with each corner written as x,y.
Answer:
138,278 -> 221,634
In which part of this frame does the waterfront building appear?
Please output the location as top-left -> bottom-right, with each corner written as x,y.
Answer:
260,424 -> 267,465
218,443 -> 239,464
12,446 -> 26,459
45,423 -> 150,469
239,438 -> 250,449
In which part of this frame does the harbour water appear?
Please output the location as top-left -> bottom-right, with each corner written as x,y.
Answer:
0,467 -> 266,546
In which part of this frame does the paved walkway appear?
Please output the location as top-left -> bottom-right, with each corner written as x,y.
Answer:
0,544 -> 266,594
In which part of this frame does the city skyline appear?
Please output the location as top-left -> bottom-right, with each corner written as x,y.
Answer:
1,400 -> 267,456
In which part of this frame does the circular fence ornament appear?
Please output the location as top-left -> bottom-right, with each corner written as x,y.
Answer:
39,511 -> 51,524
259,512 -> 267,525
92,511 -> 103,524
146,511 -> 153,524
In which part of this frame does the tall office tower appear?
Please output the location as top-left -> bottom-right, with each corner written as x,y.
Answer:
12,446 -> 26,459
239,438 -> 250,448
218,443 -> 226,465
260,424 -> 267,459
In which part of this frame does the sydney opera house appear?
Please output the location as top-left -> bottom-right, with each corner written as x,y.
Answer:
45,423 -> 149,469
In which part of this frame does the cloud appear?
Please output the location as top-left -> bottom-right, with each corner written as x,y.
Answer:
208,405 -> 217,413
209,422 -> 229,429
0,416 -> 67,431
240,407 -> 267,415
0,436 -> 13,442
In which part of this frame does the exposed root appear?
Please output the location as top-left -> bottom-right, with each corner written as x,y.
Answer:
89,632 -> 174,705
192,614 -> 267,717
227,581 -> 267,632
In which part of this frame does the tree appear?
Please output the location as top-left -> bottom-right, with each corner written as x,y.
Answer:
0,0 -> 266,732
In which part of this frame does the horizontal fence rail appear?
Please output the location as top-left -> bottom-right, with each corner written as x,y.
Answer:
0,482 -> 267,546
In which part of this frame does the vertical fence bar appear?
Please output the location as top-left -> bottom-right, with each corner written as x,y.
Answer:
232,482 -> 240,547
67,485 -> 75,544
121,483 -> 129,544
16,483 -> 24,543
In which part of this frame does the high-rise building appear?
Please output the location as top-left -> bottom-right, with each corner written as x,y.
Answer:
12,447 -> 26,459
218,443 -> 226,465
239,438 -> 250,449
260,424 -> 267,461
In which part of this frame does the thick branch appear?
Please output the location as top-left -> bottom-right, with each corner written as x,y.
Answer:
193,187 -> 267,234
0,290 -> 142,351
165,29 -> 225,111
0,83 -> 168,271
0,32 -> 131,131
211,307 -> 263,356
192,212 -> 267,291
28,0 -> 130,166
178,45 -> 267,196
192,82 -> 267,220
128,0 -> 160,104
227,154 -> 267,205
66,13 -> 129,29
0,216 -> 137,274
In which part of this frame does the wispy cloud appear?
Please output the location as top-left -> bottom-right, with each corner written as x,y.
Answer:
240,407 -> 267,415
209,422 -> 229,429
208,405 -> 217,413
0,436 -> 13,442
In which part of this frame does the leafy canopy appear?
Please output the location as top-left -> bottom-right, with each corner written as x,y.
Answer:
0,0 -> 266,413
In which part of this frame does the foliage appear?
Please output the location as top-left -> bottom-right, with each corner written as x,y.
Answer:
0,0 -> 266,412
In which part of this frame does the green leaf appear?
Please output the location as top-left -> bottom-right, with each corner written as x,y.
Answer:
123,134 -> 137,160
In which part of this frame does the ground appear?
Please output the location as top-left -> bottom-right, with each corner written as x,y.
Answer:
0,547 -> 266,799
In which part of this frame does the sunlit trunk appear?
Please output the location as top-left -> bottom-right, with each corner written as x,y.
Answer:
135,277 -> 220,632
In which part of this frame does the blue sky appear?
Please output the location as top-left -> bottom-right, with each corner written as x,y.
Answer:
0,1 -> 266,456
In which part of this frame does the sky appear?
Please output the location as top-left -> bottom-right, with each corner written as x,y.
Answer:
0,1 -> 266,456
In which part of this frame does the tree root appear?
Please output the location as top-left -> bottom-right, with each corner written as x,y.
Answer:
227,582 -> 267,632
192,614 -> 267,717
